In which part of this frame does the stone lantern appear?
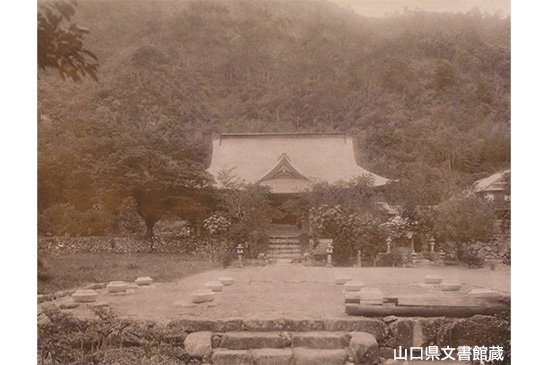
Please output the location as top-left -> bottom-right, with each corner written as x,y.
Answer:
236,243 -> 244,266
429,237 -> 436,252
386,237 -> 392,253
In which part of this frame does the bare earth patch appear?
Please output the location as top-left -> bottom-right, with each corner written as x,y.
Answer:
48,263 -> 510,321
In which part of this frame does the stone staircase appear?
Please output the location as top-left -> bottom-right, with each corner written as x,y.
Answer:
267,224 -> 302,262
208,331 -> 376,364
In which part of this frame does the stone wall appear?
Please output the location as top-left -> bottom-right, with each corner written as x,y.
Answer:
468,233 -> 510,262
37,310 -> 511,364
38,235 -> 197,255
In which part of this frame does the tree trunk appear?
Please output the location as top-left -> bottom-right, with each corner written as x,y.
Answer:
146,222 -> 154,251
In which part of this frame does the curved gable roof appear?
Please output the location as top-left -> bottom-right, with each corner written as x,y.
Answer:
473,169 -> 510,192
207,133 -> 389,193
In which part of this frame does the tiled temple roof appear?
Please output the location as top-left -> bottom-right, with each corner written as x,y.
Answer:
207,133 -> 389,193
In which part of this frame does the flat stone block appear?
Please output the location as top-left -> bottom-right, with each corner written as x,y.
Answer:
85,283 -> 106,290
424,275 -> 443,284
107,281 -> 128,293
345,291 -> 361,302
191,289 -> 215,303
343,281 -> 365,292
184,331 -> 212,358
469,288 -> 497,295
218,276 -> 235,286
360,288 -> 384,306
219,332 -> 288,349
60,301 -> 80,309
135,276 -> 153,286
174,300 -> 196,308
292,332 -> 349,349
440,282 -> 462,291
323,319 -> 389,341
250,348 -> 293,365
293,348 -> 347,365
335,276 -> 352,285
204,281 -> 224,292
72,289 -> 97,303
211,349 -> 253,365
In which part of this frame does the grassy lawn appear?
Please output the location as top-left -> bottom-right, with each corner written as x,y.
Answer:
38,253 -> 219,294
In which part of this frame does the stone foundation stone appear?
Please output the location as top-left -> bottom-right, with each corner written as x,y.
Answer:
184,331 -> 212,358
349,332 -> 379,365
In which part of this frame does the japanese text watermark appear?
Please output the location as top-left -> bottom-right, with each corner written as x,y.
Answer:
394,345 -> 504,361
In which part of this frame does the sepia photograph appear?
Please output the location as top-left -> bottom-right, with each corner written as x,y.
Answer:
31,0 -> 516,363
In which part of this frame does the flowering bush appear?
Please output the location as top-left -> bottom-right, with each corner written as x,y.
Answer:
309,204 -> 386,265
203,215 -> 231,235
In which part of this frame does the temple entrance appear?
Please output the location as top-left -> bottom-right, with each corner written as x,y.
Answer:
272,213 -> 300,228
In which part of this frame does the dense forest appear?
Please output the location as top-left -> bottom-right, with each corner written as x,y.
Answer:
37,0 -> 510,237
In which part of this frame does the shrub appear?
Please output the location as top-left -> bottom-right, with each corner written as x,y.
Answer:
502,247 -> 511,265
377,247 -> 409,267
422,251 -> 440,261
460,249 -> 485,268
220,250 -> 233,268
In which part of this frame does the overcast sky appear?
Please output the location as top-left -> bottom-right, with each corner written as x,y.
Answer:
327,0 -> 510,17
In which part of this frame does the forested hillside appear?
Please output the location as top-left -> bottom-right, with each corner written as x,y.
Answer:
38,0 -> 510,235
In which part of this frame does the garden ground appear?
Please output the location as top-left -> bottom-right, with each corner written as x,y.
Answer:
47,262 -> 510,321
38,253 -> 219,294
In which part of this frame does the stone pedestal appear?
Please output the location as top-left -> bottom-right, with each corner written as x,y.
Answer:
359,288 -> 384,306
135,276 -> 153,286
72,289 -> 97,303
343,281 -> 364,292
218,276 -> 235,286
204,281 -> 224,292
107,281 -> 128,293
191,289 -> 215,303
335,276 -> 351,285
424,275 -> 443,284
440,282 -> 462,291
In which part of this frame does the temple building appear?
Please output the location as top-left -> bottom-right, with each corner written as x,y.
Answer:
207,133 -> 388,193
207,133 -> 390,261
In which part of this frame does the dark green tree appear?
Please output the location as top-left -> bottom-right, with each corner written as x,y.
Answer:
38,0 -> 98,81
433,194 -> 496,259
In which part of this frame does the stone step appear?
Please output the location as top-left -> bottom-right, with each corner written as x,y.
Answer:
268,246 -> 301,253
268,243 -> 301,248
267,254 -> 301,259
216,332 -> 349,350
210,348 -> 348,365
268,252 -> 301,257
268,238 -> 301,243
268,248 -> 301,253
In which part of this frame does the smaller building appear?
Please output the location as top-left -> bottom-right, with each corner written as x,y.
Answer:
473,169 -> 510,219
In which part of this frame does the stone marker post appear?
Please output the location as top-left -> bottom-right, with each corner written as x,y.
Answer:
357,250 -> 362,267
326,241 -> 333,267
236,243 -> 244,267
